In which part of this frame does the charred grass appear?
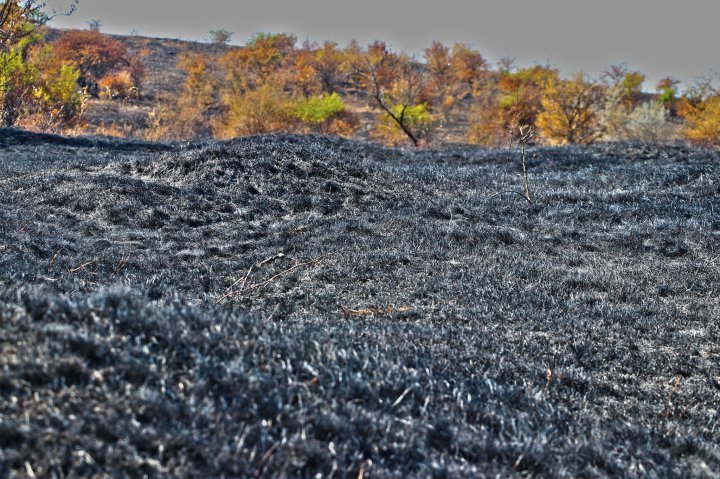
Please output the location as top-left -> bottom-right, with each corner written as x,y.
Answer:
0,129 -> 719,477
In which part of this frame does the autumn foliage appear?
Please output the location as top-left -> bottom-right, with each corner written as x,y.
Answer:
2,18 -> 719,148
682,95 -> 720,146
536,72 -> 604,145
0,4 -> 86,130
139,35 -> 718,147
49,29 -> 143,98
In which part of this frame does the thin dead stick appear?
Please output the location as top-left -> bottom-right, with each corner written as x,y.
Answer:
47,248 -> 62,271
358,459 -> 372,479
69,258 -> 98,273
112,249 -> 131,276
519,125 -> 534,205
247,257 -> 325,292
488,125 -> 534,205
259,252 -> 285,266
218,256 -> 325,302
227,253 -> 285,291
266,304 -> 280,321
663,376 -> 681,419
513,436 -> 537,469
227,264 -> 253,291
254,441 -> 281,478
544,352 -> 558,392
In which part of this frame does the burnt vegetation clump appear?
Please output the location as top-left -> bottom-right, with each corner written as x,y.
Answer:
0,128 -> 719,477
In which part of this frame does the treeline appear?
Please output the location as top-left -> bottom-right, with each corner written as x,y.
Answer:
1,1 -> 719,147
153,34 -> 720,147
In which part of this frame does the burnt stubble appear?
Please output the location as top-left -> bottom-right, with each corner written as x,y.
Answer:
1,129 -> 718,477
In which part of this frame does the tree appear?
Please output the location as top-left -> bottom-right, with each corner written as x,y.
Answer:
423,41 -> 460,125
220,32 -> 296,89
50,29 -> 143,97
424,41 -> 452,89
0,2 -> 86,128
500,66 -> 558,127
536,72 -> 604,145
208,28 -> 232,45
86,19 -> 102,31
0,33 -> 35,125
311,41 -> 346,94
657,77 -> 680,104
372,102 -> 436,146
28,47 -> 87,130
290,44 -> 322,98
0,0 -> 62,52
602,64 -> 645,106
451,42 -> 487,91
683,95 -> 720,146
147,52 -> 218,140
351,42 -> 433,146
214,33 -> 299,138
424,42 -> 488,136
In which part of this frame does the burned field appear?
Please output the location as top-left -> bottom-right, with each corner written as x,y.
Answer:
0,129 -> 719,478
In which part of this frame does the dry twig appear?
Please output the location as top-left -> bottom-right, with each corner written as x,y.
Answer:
663,376 -> 681,419
217,255 -> 325,303
69,257 -> 99,273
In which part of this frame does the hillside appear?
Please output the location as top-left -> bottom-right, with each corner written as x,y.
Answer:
40,29 -> 239,138
41,28 -> 471,143
0,129 -> 719,477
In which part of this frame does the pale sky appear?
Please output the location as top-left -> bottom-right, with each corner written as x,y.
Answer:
46,0 -> 720,89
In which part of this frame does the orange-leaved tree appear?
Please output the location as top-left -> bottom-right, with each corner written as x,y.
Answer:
467,65 -> 557,146
49,29 -> 143,98
682,91 -> 720,147
308,41 -> 347,94
147,52 -> 218,140
213,33 -> 298,137
536,72 -> 604,145
423,41 -> 454,124
220,32 -> 296,89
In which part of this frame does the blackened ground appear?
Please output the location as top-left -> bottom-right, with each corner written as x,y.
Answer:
0,128 -> 718,478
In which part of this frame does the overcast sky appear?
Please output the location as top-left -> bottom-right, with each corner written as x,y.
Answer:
46,0 -> 720,89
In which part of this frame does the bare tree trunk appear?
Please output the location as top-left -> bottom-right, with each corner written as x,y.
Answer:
374,91 -> 419,146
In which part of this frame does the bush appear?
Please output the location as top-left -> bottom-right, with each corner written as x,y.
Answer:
0,38 -> 35,126
145,53 -> 218,141
220,32 -> 296,88
325,110 -> 360,138
292,92 -> 344,124
214,82 -> 294,138
34,63 -> 87,125
50,29 -> 142,96
98,70 -> 137,100
623,100 -> 675,142
291,93 -> 359,136
0,30 -> 88,131
683,95 -> 720,146
208,28 -> 232,45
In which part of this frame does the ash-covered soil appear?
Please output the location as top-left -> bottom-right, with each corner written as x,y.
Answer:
0,128 -> 719,478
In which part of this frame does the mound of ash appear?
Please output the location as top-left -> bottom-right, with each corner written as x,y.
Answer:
0,131 -> 719,477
